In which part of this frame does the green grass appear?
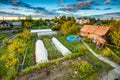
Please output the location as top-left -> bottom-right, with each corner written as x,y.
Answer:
57,36 -> 83,53
0,34 -> 9,40
86,43 -> 104,54
108,46 -> 120,57
0,47 -> 8,78
43,37 -> 62,60
0,47 -> 8,55
24,34 -> 36,69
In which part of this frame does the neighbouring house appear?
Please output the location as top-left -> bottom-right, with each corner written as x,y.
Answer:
12,21 -> 22,28
46,21 -> 55,26
79,25 -> 110,49
0,20 -> 10,28
94,21 -> 103,25
76,18 -> 90,24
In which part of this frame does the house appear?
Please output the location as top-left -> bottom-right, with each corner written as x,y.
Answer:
0,20 -> 10,28
76,18 -> 90,24
79,25 -> 110,49
12,22 -> 22,28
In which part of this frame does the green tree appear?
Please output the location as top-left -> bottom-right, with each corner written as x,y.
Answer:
24,21 -> 33,28
52,23 -> 61,31
70,16 -> 76,23
25,15 -> 33,21
61,21 -> 79,36
109,20 -> 120,47
61,21 -> 72,36
20,29 -> 31,41
53,16 -> 59,23
59,15 -> 67,23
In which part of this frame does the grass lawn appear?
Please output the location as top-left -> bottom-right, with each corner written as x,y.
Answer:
0,34 -> 9,40
43,37 -> 62,60
57,36 -> 82,53
0,47 -> 8,78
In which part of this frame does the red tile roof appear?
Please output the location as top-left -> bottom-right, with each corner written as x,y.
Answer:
87,26 -> 98,33
80,25 -> 90,32
80,25 -> 110,36
94,26 -> 110,36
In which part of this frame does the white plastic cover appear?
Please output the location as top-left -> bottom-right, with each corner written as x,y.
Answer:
35,40 -> 48,64
37,31 -> 57,36
30,29 -> 52,33
52,37 -> 72,56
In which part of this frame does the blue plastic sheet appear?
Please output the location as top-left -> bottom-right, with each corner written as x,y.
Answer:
67,35 -> 81,42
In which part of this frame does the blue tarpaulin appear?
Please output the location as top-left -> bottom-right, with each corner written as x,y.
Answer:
67,35 -> 81,42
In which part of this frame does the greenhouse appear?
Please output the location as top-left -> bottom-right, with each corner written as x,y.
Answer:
35,40 -> 48,64
52,37 -> 72,56
30,29 -> 52,33
67,35 -> 81,42
37,31 -> 57,36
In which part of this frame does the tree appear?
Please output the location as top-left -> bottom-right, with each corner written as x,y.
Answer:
53,16 -> 59,23
59,15 -> 67,23
61,21 -> 79,36
25,15 -> 33,21
70,16 -> 76,23
24,21 -> 33,28
109,20 -> 120,47
61,21 -> 72,36
8,38 -> 27,56
52,23 -> 61,31
20,29 -> 31,41
69,23 -> 79,34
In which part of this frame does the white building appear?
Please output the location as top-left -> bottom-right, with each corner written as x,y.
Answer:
12,22 -> 22,27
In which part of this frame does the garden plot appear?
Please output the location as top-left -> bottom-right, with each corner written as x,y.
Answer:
35,40 -> 48,64
43,38 -> 62,60
52,37 -> 72,56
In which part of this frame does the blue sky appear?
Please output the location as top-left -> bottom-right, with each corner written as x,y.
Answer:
0,0 -> 120,18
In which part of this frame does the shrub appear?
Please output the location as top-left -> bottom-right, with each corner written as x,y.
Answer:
84,38 -> 91,43
79,61 -> 93,74
66,54 -> 73,59
54,61 -> 60,65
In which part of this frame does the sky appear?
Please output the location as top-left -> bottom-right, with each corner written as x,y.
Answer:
0,0 -> 120,19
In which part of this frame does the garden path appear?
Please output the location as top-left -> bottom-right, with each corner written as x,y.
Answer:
82,40 -> 120,80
